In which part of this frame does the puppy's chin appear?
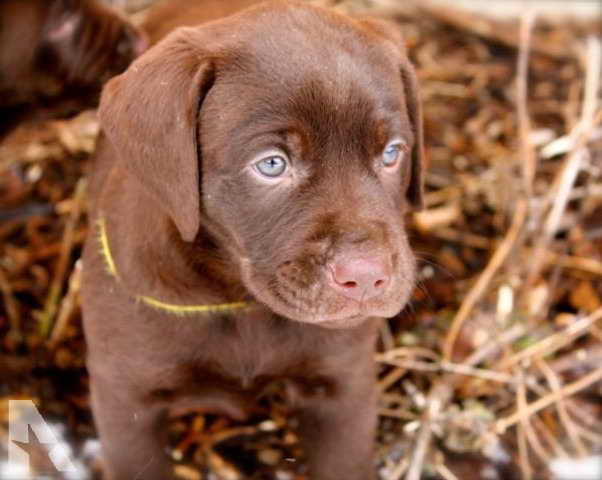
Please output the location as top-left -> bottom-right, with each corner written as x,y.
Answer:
240,262 -> 409,328
266,294 -> 405,329
313,315 -> 369,330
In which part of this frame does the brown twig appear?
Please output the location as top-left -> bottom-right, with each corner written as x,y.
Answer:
387,457 -> 409,480
516,369 -> 533,480
517,10 -> 537,197
516,368 -> 552,467
378,346 -> 440,361
527,36 -> 601,285
496,308 -> 602,370
565,401 -> 602,436
0,266 -> 20,340
496,366 -> 602,434
463,323 -> 526,367
36,178 -> 86,337
376,357 -> 514,384
535,358 -> 588,457
48,259 -> 83,349
379,367 -> 408,393
544,251 -> 602,276
434,453 -> 459,480
379,408 -> 416,421
531,414 -> 569,458
432,227 -> 491,250
548,344 -> 602,375
416,1 -> 570,59
443,198 -> 528,361
405,381 -> 452,480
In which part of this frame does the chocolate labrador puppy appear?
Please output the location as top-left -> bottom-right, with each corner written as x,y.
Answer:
0,0 -> 146,139
81,1 -> 424,479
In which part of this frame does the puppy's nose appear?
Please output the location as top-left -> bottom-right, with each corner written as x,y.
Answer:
329,257 -> 390,301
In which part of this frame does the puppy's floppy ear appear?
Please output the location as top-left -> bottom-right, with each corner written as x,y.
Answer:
99,28 -> 214,241
357,17 -> 425,209
400,55 -> 425,209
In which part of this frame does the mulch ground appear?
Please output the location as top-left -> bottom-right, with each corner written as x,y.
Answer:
1,1 -> 601,479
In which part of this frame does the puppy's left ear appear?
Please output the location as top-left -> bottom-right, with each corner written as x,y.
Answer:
357,17 -> 425,209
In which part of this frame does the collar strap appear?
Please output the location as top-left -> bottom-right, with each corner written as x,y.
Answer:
96,215 -> 249,316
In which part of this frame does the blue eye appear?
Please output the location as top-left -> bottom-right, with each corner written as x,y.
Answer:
382,142 -> 404,167
255,155 -> 287,177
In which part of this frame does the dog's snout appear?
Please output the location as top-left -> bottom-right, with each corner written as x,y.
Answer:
329,256 -> 390,301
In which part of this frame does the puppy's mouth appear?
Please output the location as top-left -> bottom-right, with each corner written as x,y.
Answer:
240,257 -> 412,328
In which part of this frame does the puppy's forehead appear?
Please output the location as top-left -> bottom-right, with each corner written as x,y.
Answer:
202,3 -> 408,149
223,3 -> 400,90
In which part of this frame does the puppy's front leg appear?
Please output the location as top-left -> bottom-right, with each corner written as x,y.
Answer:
89,374 -> 173,480
295,369 -> 378,480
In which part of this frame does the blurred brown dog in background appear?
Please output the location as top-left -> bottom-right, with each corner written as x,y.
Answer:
0,0 -> 146,139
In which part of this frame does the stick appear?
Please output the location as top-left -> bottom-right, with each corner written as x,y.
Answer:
463,324 -> 526,367
0,266 -> 20,341
48,260 -> 83,348
443,198 -> 527,360
496,366 -> 602,434
497,308 -> 602,369
387,458 -> 409,480
517,10 -> 537,196
416,1 -> 569,59
377,357 -> 514,384
405,382 -> 452,480
516,368 -> 552,466
38,178 -> 86,337
527,36 -> 601,285
535,358 -> 588,457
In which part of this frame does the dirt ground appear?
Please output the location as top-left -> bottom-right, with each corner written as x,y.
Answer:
1,1 -> 601,479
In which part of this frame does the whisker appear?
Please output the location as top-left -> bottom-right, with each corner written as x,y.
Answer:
414,254 -> 457,280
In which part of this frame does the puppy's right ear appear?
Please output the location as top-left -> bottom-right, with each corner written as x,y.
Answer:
356,17 -> 426,210
99,28 -> 214,242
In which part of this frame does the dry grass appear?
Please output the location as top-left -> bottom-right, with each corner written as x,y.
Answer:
1,1 -> 601,479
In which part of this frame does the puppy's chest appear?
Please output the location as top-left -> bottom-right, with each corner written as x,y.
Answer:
186,317 -> 334,398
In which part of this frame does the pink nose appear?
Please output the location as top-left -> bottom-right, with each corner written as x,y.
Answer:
329,257 -> 390,301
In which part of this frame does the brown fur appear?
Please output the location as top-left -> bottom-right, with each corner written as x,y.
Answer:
81,1 -> 425,479
142,0 -> 262,44
0,0 -> 146,139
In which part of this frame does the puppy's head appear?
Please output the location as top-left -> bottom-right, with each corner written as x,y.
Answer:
99,2 -> 424,328
35,0 -> 146,114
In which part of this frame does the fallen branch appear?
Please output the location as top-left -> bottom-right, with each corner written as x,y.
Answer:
496,366 -> 602,434
497,308 -> 602,370
405,381 -> 452,480
48,259 -> 83,349
443,198 -> 528,361
416,1 -> 571,59
535,358 -> 588,457
376,357 -> 514,384
36,178 -> 87,337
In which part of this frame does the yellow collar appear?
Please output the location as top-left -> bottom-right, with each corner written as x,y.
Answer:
96,215 -> 249,316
